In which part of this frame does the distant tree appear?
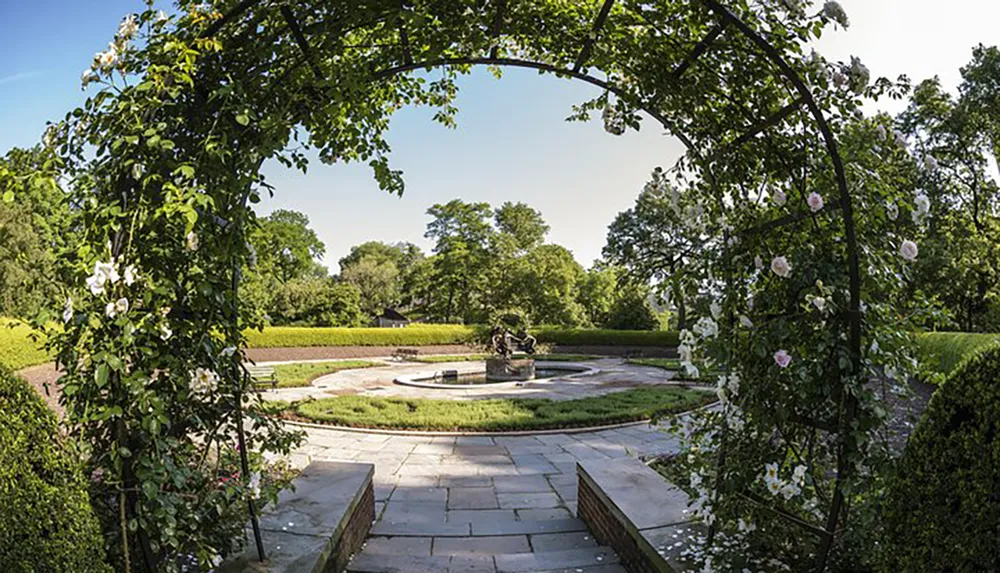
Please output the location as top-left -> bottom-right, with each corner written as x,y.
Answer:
268,278 -> 364,326
251,209 -> 327,283
604,284 -> 659,331
0,147 -> 71,319
578,263 -> 620,327
604,171 -> 705,329
494,201 -> 549,253
515,244 -> 586,326
960,44 -> 1000,180
425,200 -> 494,322
340,256 -> 400,315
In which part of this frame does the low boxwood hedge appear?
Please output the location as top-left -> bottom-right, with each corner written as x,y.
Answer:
0,319 -> 51,371
879,343 -> 1000,571
913,331 -> 1000,382
244,324 -> 679,349
0,367 -> 110,572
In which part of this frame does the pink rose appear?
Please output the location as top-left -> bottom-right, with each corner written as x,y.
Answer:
807,192 -> 824,212
774,350 -> 792,368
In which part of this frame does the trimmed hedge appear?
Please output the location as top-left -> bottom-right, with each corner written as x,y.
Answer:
0,367 -> 110,572
0,319 -> 50,371
914,331 -> 1000,381
879,343 -> 1000,571
244,324 -> 680,349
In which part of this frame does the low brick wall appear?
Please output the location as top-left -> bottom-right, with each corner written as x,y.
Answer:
328,481 -> 375,573
577,459 -> 698,573
578,476 -> 664,573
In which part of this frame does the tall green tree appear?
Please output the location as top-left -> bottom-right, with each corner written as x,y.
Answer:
0,147 -> 71,320
494,201 -> 549,253
577,263 -> 621,327
603,171 -> 706,329
250,209 -> 327,283
424,200 -> 494,322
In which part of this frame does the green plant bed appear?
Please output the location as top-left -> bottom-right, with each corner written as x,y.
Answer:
285,387 -> 715,431
534,328 -> 679,347
913,331 -> 1000,382
414,353 -> 600,363
271,360 -> 384,388
0,318 -> 51,371
625,358 -> 719,382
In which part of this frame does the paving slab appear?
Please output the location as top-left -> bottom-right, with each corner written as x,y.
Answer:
497,492 -> 563,509
449,486 -> 500,510
530,532 -> 598,552
390,486 -> 448,503
494,547 -> 619,572
433,535 -> 531,556
472,518 -> 587,537
449,555 -> 498,572
361,535 -> 433,556
347,553 -> 451,573
493,475 -> 553,493
515,508 -> 573,521
447,509 -> 518,525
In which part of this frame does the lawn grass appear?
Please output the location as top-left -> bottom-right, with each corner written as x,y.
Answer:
0,319 -> 51,371
413,353 -> 601,363
271,360 -> 384,388
290,386 -> 715,431
914,331 -> 1000,382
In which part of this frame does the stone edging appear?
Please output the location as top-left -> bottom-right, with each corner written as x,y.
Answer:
278,400 -> 719,437
392,361 -> 601,390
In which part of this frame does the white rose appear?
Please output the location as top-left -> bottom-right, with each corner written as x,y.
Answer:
887,201 -> 899,221
105,302 -> 117,318
771,256 -> 792,278
186,231 -> 199,251
899,240 -> 918,262
63,297 -> 74,323
123,265 -> 138,286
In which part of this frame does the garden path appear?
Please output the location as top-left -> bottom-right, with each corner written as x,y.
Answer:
292,420 -> 687,573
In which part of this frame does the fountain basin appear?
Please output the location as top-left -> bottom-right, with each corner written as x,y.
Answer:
394,361 -> 600,389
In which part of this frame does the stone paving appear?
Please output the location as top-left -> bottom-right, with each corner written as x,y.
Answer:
291,420 -> 689,572
262,357 -> 690,403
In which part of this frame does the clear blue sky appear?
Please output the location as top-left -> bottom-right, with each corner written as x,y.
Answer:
3,0 -> 998,270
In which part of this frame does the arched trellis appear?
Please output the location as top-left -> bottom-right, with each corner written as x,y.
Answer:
51,1 -> 891,571
204,0 -> 861,569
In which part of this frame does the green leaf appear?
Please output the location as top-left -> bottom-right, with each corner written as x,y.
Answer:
142,481 -> 158,500
235,114 -> 250,126
2,190 -> 13,203
95,364 -> 110,388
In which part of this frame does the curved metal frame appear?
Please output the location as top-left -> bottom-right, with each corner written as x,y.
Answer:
205,1 -> 863,570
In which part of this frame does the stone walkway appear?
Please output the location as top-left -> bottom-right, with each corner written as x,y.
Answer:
293,420 -> 686,572
262,357 -> 690,403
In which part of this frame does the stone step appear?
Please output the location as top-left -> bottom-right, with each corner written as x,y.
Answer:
371,517 -> 588,537
346,547 -> 621,573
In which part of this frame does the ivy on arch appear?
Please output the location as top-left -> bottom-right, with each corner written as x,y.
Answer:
39,0 -> 927,571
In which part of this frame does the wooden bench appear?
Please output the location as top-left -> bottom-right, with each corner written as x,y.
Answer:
391,348 -> 420,361
247,365 -> 278,391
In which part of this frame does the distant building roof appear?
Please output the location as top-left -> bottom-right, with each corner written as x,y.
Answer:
378,308 -> 409,322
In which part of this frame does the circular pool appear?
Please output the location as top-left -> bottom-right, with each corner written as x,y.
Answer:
394,361 -> 600,389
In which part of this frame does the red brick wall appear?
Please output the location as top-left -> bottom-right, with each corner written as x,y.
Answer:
578,477 -> 664,573
330,481 -> 375,573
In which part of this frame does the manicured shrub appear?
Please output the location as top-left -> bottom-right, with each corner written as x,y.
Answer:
913,331 -> 1000,381
0,367 -> 110,573
534,327 -> 679,347
879,343 -> 1000,571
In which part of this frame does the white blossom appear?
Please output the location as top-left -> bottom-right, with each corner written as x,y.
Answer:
86,260 -> 120,296
779,482 -> 801,500
221,346 -> 237,358
191,368 -> 219,395
160,324 -> 173,341
115,297 -> 129,315
123,265 -> 138,286
895,130 -> 909,150
248,471 -> 262,498
42,125 -> 58,148
899,240 -> 918,262
81,69 -> 99,89
754,255 -> 764,271
822,1 -> 850,28
692,317 -> 719,339
807,192 -> 824,212
117,14 -> 139,42
63,297 -> 74,323
710,301 -> 722,320
739,315 -> 753,328
887,201 -> 899,221
770,256 -> 792,278
105,302 -> 118,318
156,10 -> 169,23
848,56 -> 870,94
811,296 -> 827,313
876,124 -> 887,141
93,42 -> 120,72
186,231 -> 200,251
771,188 -> 787,207
913,192 -> 931,223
